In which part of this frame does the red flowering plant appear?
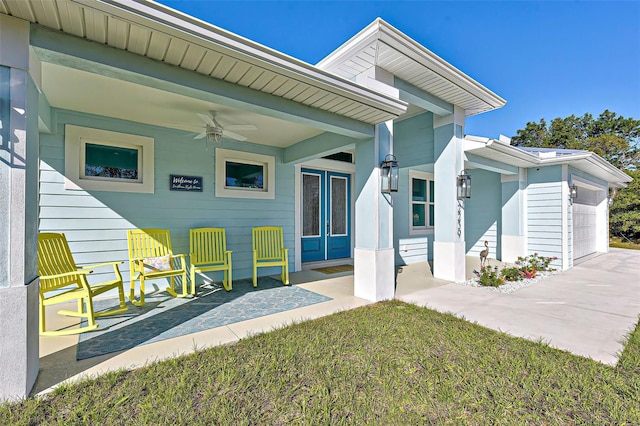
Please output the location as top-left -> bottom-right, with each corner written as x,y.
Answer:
519,267 -> 537,279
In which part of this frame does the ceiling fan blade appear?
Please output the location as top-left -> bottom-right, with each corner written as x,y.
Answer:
225,124 -> 257,131
196,113 -> 215,126
223,130 -> 247,141
194,131 -> 207,139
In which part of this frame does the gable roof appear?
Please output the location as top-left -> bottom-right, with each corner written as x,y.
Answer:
317,18 -> 506,116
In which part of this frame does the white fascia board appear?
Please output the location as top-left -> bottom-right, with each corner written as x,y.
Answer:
317,18 -> 506,113
317,19 -> 381,70
376,21 -> 507,110
79,0 -> 407,117
484,140 -> 540,165
462,138 -> 489,151
481,140 -> 631,185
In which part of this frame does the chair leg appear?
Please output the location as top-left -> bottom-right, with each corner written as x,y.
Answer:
165,276 -> 179,298
223,267 -> 232,291
84,296 -> 97,330
129,275 -> 139,306
39,300 -> 46,335
131,276 -> 145,307
190,266 -> 196,296
282,263 -> 289,285
180,271 -> 188,297
117,283 -> 127,310
253,264 -> 258,287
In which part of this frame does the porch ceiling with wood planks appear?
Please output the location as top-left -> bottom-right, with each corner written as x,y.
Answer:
2,0 -> 407,147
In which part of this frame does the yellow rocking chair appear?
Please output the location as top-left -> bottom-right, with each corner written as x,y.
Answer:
190,227 -> 233,295
127,228 -> 188,306
37,232 -> 128,336
252,226 -> 289,287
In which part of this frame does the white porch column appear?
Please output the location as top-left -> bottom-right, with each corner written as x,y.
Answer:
433,107 -> 466,282
501,169 -> 528,262
0,15 -> 40,401
353,121 -> 395,301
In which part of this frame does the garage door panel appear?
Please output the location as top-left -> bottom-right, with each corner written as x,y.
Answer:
572,201 -> 597,260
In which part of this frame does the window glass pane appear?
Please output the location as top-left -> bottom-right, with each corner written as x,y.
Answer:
225,161 -> 264,189
302,174 -> 320,236
412,204 -> 425,227
85,143 -> 139,180
429,204 -> 435,227
331,177 -> 347,235
429,180 -> 435,203
412,178 -> 427,201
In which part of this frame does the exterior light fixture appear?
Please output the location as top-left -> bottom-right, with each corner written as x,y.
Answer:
380,154 -> 399,193
570,184 -> 578,199
457,170 -> 471,200
608,195 -> 614,207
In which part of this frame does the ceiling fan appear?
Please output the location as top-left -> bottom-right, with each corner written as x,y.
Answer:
194,110 -> 257,144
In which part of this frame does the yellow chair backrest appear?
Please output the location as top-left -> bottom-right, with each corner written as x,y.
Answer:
190,228 -> 227,265
37,232 -> 80,292
252,226 -> 285,260
127,228 -> 174,263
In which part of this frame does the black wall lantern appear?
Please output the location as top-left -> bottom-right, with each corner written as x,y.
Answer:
380,154 -> 399,193
570,183 -> 578,199
457,170 -> 471,200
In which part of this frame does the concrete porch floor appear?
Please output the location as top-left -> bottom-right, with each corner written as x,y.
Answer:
35,268 -> 372,397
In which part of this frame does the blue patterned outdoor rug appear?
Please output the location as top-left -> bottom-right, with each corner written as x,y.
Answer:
76,277 -> 331,360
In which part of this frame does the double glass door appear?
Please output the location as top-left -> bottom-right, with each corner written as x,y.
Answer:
301,169 -> 351,263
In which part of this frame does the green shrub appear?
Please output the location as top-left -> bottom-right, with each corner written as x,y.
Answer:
516,253 -> 556,272
501,267 -> 523,282
477,266 -> 504,287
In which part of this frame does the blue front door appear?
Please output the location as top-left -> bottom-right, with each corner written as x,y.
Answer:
301,169 -> 351,263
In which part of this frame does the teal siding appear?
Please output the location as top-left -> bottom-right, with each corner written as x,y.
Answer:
464,170 -> 501,259
526,166 -> 563,268
393,166 -> 435,264
394,112 -> 434,168
39,109 -> 295,290
392,112 -> 437,264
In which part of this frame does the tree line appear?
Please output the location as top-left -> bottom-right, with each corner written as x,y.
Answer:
512,110 -> 640,242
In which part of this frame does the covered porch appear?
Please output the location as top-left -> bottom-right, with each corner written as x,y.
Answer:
35,267 -> 439,397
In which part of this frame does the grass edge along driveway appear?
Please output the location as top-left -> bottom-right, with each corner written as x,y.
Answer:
2,300 -> 639,425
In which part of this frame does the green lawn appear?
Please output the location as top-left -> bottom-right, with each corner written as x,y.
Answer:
2,300 -> 639,425
610,240 -> 640,250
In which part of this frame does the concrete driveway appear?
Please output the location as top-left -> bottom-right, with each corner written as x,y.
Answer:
396,248 -> 640,365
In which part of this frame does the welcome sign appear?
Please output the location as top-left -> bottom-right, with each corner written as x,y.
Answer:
170,174 -> 203,192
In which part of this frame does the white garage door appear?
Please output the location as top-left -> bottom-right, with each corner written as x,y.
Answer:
572,189 -> 597,260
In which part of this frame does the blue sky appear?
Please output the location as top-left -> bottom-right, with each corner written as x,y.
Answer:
161,1 -> 639,139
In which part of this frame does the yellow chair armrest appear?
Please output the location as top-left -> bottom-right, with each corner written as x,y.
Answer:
171,254 -> 185,267
39,269 -> 93,280
79,261 -> 124,270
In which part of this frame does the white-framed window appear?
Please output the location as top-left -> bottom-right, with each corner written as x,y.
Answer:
215,148 -> 275,199
410,170 -> 435,234
64,125 -> 154,193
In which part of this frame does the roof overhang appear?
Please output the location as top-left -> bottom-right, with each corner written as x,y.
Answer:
1,0 -> 407,127
317,18 -> 506,116
464,136 -> 632,188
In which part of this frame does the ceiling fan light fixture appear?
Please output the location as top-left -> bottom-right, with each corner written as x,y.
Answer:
205,124 -> 224,143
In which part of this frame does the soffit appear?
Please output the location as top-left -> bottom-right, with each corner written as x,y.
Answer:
42,62 -> 324,147
466,142 -> 632,185
318,19 -> 506,116
0,0 -> 406,125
